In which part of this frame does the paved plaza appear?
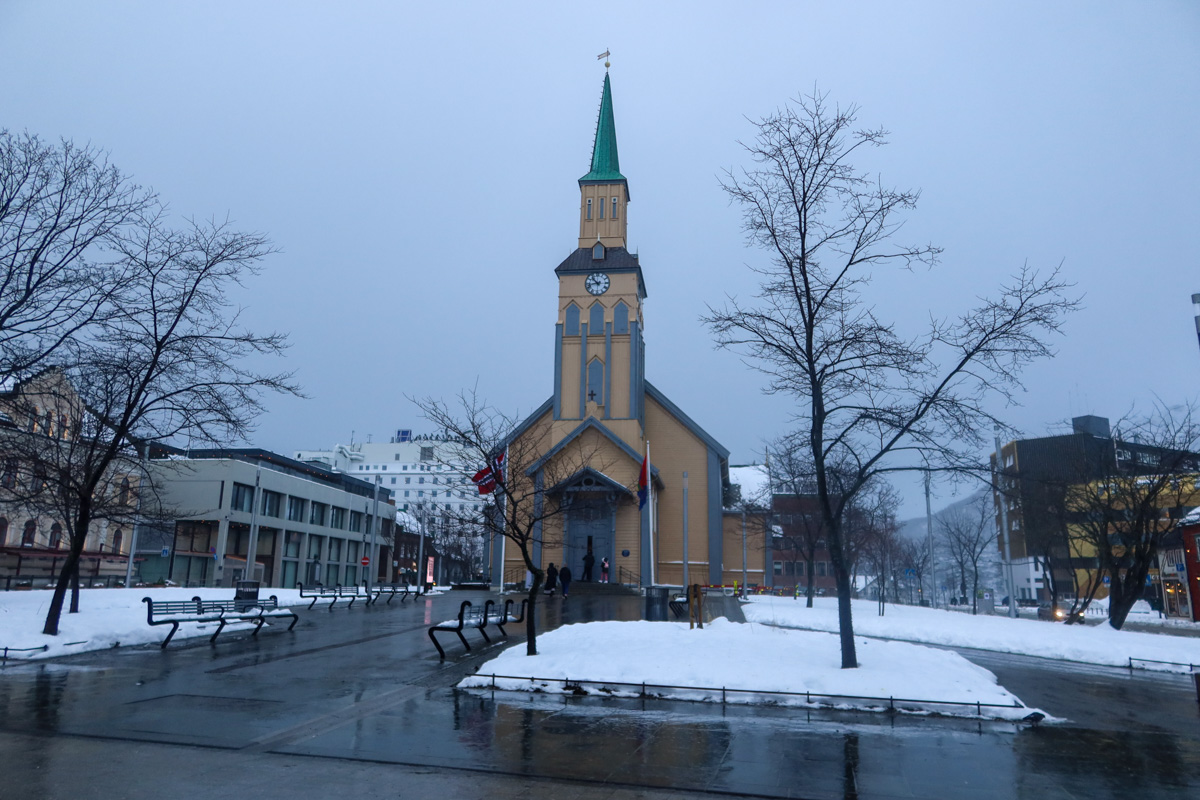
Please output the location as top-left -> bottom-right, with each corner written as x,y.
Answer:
1,591 -> 1197,799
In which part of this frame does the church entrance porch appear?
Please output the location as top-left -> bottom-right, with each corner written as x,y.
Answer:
564,494 -> 615,582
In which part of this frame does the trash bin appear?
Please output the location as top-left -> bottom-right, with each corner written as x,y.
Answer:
645,586 -> 670,622
235,580 -> 260,611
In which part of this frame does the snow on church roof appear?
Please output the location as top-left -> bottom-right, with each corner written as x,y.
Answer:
728,463 -> 770,509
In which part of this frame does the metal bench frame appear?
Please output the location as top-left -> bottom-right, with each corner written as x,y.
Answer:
142,595 -> 297,648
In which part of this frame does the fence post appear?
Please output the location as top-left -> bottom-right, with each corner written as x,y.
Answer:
976,701 -> 981,716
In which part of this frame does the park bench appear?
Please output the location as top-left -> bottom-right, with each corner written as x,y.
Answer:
141,595 -> 298,648
365,583 -> 418,605
429,598 -> 529,659
297,582 -> 367,610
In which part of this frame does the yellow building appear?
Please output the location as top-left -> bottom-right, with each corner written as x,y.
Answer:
492,73 -> 766,588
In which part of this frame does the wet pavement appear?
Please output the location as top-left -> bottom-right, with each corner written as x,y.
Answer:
1,590 -> 1197,799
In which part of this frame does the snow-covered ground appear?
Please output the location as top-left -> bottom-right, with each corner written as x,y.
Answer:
745,597 -> 1200,671
459,618 -> 1046,721
0,585 -> 432,660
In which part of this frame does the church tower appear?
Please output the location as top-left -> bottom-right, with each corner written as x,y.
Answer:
552,71 -> 647,452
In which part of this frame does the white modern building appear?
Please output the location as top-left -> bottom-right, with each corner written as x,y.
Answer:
294,431 -> 484,517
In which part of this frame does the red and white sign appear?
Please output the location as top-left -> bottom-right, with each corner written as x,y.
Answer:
360,557 -> 370,566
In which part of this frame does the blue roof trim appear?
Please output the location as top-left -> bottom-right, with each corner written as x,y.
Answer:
525,417 -> 660,481
644,382 -> 731,459
546,466 -> 632,497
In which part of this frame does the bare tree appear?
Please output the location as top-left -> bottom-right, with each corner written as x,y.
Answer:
1,131 -> 153,379
848,480 -> 901,615
937,493 -> 994,615
704,91 -> 1076,667
897,537 -> 932,606
1063,405 -> 1200,629
768,433 -> 825,606
416,389 -> 612,655
21,210 -> 297,635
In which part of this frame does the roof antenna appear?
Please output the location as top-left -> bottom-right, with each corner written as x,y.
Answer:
597,49 -> 611,70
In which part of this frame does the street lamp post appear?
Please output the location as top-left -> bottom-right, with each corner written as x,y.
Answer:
993,427 -> 1018,618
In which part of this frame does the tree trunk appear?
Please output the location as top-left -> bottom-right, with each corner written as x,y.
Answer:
1107,564 -> 1148,630
43,546 -> 83,635
70,561 -> 80,613
971,566 -> 979,615
805,558 -> 815,608
525,573 -> 542,655
834,566 -> 858,667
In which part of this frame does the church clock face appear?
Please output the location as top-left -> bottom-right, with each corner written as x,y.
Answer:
585,272 -> 610,295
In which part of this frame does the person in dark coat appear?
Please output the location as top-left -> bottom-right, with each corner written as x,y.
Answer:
545,563 -> 559,595
582,551 -> 595,582
559,565 -> 572,598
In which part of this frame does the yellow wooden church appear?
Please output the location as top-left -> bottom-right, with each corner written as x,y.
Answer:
490,72 -> 768,589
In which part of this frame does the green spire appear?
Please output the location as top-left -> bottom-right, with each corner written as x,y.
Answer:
579,72 -> 626,184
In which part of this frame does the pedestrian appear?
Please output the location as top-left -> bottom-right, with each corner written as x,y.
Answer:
600,557 -> 609,583
559,565 -> 572,598
582,551 -> 595,582
545,563 -> 558,595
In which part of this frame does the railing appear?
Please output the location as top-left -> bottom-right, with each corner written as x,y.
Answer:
470,673 -> 1027,718
2,645 -> 49,664
1128,657 -> 1198,674
617,565 -> 641,589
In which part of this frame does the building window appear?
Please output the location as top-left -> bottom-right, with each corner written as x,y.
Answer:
419,477 -> 425,484
405,477 -> 411,484
111,528 -> 123,554
262,490 -> 282,517
587,358 -> 604,405
598,197 -> 605,219
773,560 -> 783,576
287,496 -> 305,522
1,458 -> 15,489
231,483 -> 254,513
614,300 -> 629,334
310,502 -> 328,526
593,242 -> 604,260
589,302 -> 604,333
330,507 -> 346,529
350,510 -> 364,533
565,303 -> 581,336
586,198 -> 592,220
328,538 -> 342,562
390,477 -> 396,485
0,517 -> 7,545
612,197 -> 618,219
118,477 -> 131,505
420,447 -> 434,462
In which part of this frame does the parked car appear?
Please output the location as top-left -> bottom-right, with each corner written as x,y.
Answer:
1037,603 -> 1084,623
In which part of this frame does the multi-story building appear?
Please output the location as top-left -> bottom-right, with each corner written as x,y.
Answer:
993,414 -> 1200,603
295,433 -> 483,517
145,446 -> 395,589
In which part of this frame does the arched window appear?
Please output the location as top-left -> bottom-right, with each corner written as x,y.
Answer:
50,523 -> 62,549
0,517 -> 8,545
22,520 -> 36,547
59,414 -> 68,439
589,302 -> 604,333
614,301 -> 629,335
586,198 -> 592,220
43,411 -> 53,437
587,358 -> 604,405
592,242 -> 605,260
598,197 -> 605,220
612,197 -> 618,220
28,407 -> 38,433
118,477 -> 131,505
111,529 -> 123,554
1,458 -> 15,489
564,303 -> 581,336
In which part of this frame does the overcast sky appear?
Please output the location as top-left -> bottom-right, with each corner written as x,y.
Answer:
2,2 -> 1197,517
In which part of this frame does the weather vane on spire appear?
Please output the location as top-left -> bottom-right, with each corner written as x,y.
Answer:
597,49 -> 611,69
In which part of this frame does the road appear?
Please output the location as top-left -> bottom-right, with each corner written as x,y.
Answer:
0,590 -> 1196,799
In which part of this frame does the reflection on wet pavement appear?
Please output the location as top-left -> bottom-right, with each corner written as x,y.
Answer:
0,591 -> 1197,799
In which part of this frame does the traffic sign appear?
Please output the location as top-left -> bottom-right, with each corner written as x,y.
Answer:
360,557 -> 370,566
1102,575 -> 1111,585
160,548 -> 170,558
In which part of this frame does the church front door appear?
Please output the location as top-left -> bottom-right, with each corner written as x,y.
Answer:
566,495 -> 614,581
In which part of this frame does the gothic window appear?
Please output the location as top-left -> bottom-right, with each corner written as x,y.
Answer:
112,529 -> 123,554
118,477 -> 131,505
598,197 -> 605,219
612,197 -> 618,219
592,242 -> 604,260
587,358 -> 604,405
28,407 -> 38,433
22,520 -> 36,547
589,302 -> 604,333
586,198 -> 592,220
50,523 -> 62,549
614,301 -> 629,334
1,458 -> 15,489
565,303 -> 581,336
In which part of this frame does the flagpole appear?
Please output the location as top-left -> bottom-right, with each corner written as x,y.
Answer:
647,440 -> 655,586
499,445 -> 508,590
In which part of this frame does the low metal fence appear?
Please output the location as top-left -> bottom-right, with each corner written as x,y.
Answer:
472,672 -> 1026,718
1,645 -> 49,664
1128,657 -> 1198,674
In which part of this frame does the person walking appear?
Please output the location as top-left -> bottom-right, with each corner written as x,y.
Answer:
582,551 -> 595,582
559,565 -> 573,598
600,557 -> 609,583
545,563 -> 558,595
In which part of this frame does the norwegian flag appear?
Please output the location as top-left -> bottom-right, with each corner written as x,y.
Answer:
472,450 -> 505,495
637,453 -> 649,509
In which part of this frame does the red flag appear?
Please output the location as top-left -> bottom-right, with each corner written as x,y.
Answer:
473,450 -> 506,495
638,454 -> 649,509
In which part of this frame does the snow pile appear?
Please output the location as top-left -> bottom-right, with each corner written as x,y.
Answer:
459,618 -> 1044,720
745,597 -> 1200,671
